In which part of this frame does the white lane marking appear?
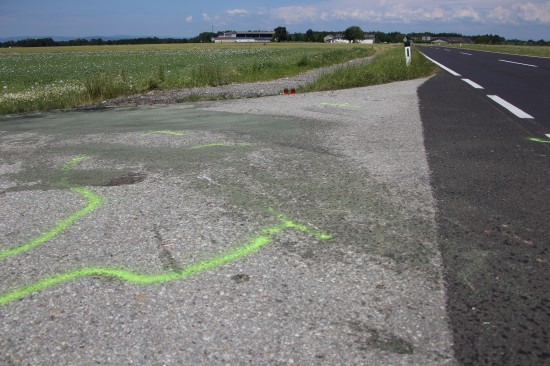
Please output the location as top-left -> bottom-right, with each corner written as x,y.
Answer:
546,134 -> 550,139
462,79 -> 484,89
499,59 -> 538,68
487,95 -> 534,119
421,53 -> 462,76
460,52 -> 473,56
444,49 -> 450,52
456,47 -> 548,59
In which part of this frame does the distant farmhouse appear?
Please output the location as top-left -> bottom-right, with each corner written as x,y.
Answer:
422,35 -> 474,44
324,34 -> 348,43
212,31 -> 274,43
324,33 -> 375,44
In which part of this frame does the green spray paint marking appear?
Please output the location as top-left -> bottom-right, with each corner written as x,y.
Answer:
321,102 -> 359,108
144,130 -> 186,136
0,211 -> 331,305
0,188 -> 101,260
61,156 -> 89,171
188,142 -> 250,150
0,157 -> 102,260
528,137 -> 550,144
60,155 -> 88,187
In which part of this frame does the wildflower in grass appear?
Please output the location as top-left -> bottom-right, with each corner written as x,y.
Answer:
0,44 -> 372,114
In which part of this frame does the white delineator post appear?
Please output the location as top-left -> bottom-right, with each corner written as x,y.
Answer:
404,37 -> 411,66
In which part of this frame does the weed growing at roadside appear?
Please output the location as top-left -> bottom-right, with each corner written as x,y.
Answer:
84,72 -> 131,99
190,62 -> 230,87
300,46 -> 438,92
145,65 -> 167,90
297,55 -> 310,67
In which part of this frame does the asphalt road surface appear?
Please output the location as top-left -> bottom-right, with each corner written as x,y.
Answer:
418,49 -> 550,365
1,81 -> 455,365
418,45 -> 550,133
214,65 -> 550,364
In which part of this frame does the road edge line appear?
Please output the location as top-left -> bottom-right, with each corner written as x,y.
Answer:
462,79 -> 484,89
487,95 -> 534,119
419,52 -> 462,76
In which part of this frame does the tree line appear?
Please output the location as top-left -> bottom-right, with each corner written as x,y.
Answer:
1,30 -> 548,48
0,37 -> 193,48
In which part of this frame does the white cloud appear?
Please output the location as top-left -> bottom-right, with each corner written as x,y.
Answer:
332,8 -> 382,22
201,11 -> 230,28
185,16 -> 193,23
383,3 -> 419,22
314,0 -> 548,26
453,7 -> 481,21
488,6 -> 516,24
515,1 -> 550,23
313,2 -> 452,23
226,9 -> 250,16
487,1 -> 550,25
423,8 -> 447,21
271,6 -> 318,24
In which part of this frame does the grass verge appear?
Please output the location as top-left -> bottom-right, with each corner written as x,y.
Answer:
300,46 -> 438,92
83,72 -> 132,100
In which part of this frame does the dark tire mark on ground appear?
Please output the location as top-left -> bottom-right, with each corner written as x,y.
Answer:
104,172 -> 147,187
348,321 -> 414,355
153,225 -> 183,274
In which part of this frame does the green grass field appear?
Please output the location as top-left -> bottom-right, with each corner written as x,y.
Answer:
0,43 -> 375,114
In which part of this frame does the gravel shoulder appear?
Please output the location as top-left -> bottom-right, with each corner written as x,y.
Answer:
0,76 -> 455,365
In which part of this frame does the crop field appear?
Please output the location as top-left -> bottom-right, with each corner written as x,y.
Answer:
0,43 -> 375,114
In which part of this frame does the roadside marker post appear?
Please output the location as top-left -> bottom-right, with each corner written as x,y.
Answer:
404,37 -> 411,67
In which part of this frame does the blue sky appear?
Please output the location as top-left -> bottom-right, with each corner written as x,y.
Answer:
1,0 -> 549,40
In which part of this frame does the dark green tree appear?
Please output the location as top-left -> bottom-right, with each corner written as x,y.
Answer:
194,32 -> 215,43
343,26 -> 364,43
305,29 -> 315,42
273,26 -> 289,42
